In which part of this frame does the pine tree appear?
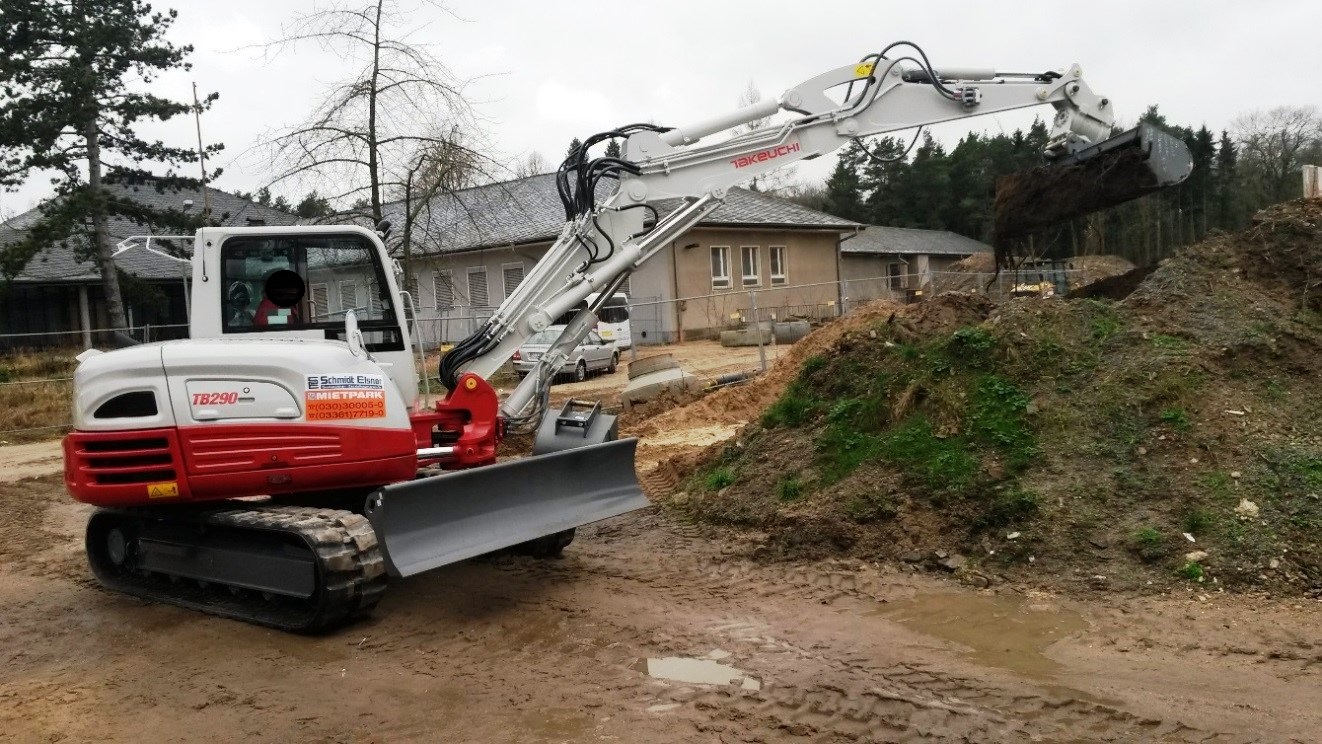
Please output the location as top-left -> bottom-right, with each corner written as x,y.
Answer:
604,140 -> 622,159
0,0 -> 220,328
1214,130 -> 1241,229
295,191 -> 333,219
565,137 -> 584,162
821,140 -> 868,223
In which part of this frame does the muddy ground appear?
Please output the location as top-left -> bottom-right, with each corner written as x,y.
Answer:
1,336 -> 1318,742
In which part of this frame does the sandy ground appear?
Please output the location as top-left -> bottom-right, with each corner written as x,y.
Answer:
3,338 -> 1318,743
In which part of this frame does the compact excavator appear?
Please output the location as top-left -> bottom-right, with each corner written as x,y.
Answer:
64,42 -> 1192,631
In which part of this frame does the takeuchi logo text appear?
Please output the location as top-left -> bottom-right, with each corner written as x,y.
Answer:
731,142 -> 801,169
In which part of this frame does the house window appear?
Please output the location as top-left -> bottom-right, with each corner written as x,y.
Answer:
433,270 -> 454,310
741,246 -> 760,287
888,262 -> 905,291
769,246 -> 787,285
502,263 -> 525,300
367,281 -> 383,317
338,281 -> 360,313
710,246 -> 731,290
309,282 -> 329,321
467,268 -> 489,307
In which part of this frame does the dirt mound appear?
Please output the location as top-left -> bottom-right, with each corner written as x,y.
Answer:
950,252 -> 996,273
661,199 -> 1322,597
624,295 -> 993,442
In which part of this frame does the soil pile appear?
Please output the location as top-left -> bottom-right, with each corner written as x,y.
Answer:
664,199 -> 1322,596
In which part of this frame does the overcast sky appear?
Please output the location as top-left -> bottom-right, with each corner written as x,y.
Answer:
5,0 -> 1320,216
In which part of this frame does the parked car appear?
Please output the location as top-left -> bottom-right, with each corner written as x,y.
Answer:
512,326 -> 619,382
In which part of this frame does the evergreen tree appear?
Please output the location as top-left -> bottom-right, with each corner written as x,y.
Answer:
565,137 -> 584,162
821,140 -> 868,223
860,136 -> 910,226
0,0 -> 220,328
295,191 -> 333,219
1213,130 -> 1241,229
604,140 -> 622,159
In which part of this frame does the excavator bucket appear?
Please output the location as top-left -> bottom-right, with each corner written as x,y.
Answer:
364,438 -> 648,578
994,124 -> 1194,243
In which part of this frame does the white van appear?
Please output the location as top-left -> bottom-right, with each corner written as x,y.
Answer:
554,292 -> 632,349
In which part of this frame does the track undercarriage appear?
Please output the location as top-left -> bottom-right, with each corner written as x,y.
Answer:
86,505 -> 388,632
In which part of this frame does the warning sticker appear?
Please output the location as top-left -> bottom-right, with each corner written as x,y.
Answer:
148,482 -> 179,499
305,388 -> 387,420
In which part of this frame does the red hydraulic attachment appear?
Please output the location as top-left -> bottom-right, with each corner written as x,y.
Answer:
411,371 -> 503,468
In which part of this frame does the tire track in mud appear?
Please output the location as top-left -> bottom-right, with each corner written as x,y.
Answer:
484,514 -> 1252,743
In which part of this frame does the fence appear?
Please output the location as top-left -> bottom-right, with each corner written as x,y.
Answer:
0,321 -> 189,351
616,267 -> 1085,347
0,265 -> 1087,440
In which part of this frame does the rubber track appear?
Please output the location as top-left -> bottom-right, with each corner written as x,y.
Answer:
87,505 -> 386,633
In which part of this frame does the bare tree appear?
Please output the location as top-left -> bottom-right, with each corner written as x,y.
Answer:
1233,105 -> 1322,204
256,0 -> 489,224
514,151 -> 548,179
732,80 -> 795,193
394,127 -> 484,286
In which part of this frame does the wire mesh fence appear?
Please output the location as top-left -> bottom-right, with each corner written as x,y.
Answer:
0,265 -> 1086,440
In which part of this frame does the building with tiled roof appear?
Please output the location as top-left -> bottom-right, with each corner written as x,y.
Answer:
1,180 -> 298,347
384,173 -> 860,344
837,224 -> 990,306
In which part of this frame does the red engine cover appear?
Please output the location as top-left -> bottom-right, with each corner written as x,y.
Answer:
65,424 -> 418,507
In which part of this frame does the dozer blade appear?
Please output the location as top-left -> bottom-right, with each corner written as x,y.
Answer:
994,123 -> 1194,242
364,438 -> 649,578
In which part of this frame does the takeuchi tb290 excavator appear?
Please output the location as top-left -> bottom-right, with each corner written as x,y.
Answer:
64,42 -> 1191,631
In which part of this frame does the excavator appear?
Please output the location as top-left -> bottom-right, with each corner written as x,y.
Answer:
63,42 -> 1191,631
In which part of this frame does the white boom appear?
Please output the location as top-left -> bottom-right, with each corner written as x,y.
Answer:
443,51 -> 1116,424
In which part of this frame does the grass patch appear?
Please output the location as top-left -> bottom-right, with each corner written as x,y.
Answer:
761,385 -> 817,428
1178,561 -> 1205,581
1089,308 -> 1124,341
704,468 -> 735,491
967,375 -> 1037,468
877,417 -> 978,496
1133,527 -> 1169,562
761,355 -> 830,428
1199,471 -> 1236,502
1182,508 -> 1218,536
1160,407 -> 1192,432
1149,333 -> 1188,351
816,425 -> 883,485
776,477 -> 804,503
0,347 -> 79,443
1262,377 -> 1288,401
947,327 -> 995,365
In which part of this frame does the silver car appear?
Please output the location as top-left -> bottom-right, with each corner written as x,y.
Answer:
512,326 -> 619,382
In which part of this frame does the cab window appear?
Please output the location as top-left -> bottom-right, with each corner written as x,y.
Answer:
220,234 -> 403,351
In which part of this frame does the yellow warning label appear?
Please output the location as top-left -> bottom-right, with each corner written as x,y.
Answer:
148,482 -> 179,499
855,62 -> 875,77
304,389 -> 387,420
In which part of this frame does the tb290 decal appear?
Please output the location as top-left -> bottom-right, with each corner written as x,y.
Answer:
192,391 -> 240,406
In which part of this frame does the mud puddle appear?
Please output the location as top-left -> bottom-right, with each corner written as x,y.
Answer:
639,651 -> 761,691
870,591 -> 1087,681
